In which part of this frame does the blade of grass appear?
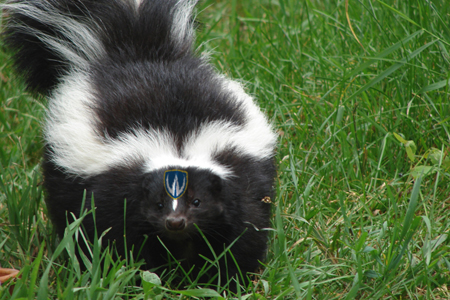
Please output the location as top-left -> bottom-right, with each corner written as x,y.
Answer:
346,40 -> 438,103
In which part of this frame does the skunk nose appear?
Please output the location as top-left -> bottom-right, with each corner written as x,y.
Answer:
165,217 -> 186,231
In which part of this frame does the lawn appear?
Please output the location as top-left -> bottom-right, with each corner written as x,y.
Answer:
1,0 -> 450,299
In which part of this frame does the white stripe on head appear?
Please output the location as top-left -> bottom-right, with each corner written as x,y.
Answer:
172,199 -> 178,211
127,0 -> 144,10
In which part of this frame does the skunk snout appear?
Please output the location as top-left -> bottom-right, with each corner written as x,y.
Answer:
165,216 -> 186,231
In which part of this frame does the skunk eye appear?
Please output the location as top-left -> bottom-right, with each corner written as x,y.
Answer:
157,203 -> 164,210
192,199 -> 201,207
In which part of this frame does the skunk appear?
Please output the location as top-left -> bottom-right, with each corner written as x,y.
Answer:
3,0 -> 277,287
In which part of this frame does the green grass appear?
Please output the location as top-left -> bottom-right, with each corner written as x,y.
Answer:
1,0 -> 450,298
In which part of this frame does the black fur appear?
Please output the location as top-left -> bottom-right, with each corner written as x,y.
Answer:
4,0 -> 277,288
91,57 -> 246,140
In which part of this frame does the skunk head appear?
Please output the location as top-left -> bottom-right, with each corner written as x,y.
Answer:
140,168 -> 226,241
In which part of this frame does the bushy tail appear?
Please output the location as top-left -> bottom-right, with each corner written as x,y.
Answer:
2,0 -> 197,94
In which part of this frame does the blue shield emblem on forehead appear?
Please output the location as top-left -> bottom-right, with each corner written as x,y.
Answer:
164,170 -> 188,199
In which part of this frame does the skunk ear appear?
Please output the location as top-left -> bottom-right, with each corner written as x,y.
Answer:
141,170 -> 163,195
209,174 -> 222,194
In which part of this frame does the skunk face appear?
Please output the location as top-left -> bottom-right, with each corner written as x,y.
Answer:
3,0 -> 277,287
141,168 -> 225,241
